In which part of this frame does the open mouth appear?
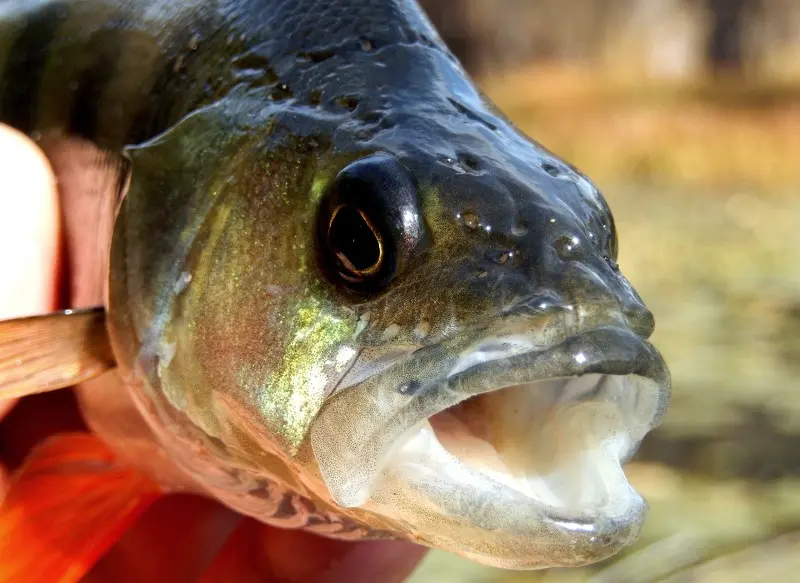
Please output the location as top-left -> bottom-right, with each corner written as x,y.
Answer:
310,326 -> 669,567
425,374 -> 645,513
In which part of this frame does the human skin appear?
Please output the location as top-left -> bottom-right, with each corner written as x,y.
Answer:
0,123 -> 426,582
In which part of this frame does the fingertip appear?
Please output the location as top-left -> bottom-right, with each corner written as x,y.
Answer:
0,124 -> 61,320
254,524 -> 427,583
0,124 -> 61,421
315,538 -> 428,583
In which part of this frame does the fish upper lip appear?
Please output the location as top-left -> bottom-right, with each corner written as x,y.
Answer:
437,325 -> 670,422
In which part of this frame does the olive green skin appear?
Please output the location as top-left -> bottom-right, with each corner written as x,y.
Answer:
0,0 -> 667,568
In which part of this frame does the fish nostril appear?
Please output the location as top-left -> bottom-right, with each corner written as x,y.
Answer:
624,303 -> 655,338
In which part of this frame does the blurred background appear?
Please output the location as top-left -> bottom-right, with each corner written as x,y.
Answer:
410,1 -> 800,581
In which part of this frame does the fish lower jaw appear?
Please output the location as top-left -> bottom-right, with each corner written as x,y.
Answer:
361,373 -> 659,568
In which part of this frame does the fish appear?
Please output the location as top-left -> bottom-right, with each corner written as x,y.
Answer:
0,0 -> 670,578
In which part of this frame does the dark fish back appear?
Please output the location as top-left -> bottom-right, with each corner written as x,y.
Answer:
0,0 -> 452,150
0,0 -> 225,148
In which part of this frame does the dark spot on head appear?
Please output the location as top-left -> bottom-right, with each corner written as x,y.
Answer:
336,96 -> 360,111
448,97 -> 499,132
271,83 -> 293,100
416,33 -> 437,49
458,152 -> 480,173
232,53 -> 271,71
542,162 -> 562,177
459,210 -> 480,230
308,90 -> 322,106
360,37 -> 375,52
297,49 -> 335,63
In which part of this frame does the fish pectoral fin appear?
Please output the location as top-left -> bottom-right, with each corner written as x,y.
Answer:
0,433 -> 162,583
0,307 -> 115,400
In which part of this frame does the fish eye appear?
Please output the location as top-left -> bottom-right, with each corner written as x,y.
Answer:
327,204 -> 384,282
316,154 -> 429,294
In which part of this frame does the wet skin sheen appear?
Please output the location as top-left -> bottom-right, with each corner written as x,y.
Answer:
0,0 -> 669,570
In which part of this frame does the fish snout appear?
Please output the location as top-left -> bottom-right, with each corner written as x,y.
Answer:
621,295 -> 655,338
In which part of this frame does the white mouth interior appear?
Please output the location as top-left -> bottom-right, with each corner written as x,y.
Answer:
376,374 -> 652,515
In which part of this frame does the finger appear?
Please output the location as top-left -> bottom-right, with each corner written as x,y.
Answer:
37,135 -> 123,308
261,526 -> 427,583
0,125 -> 61,426
202,518 -> 428,583
0,124 -> 61,321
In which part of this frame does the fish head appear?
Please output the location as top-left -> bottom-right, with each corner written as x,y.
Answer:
107,81 -> 668,568
301,107 -> 670,567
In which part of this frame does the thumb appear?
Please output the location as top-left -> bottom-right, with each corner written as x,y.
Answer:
0,124 -> 61,421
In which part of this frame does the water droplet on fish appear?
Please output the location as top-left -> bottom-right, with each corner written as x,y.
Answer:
173,271 -> 192,294
271,83 -> 293,100
398,379 -> 421,395
555,235 -> 582,259
459,210 -> 480,230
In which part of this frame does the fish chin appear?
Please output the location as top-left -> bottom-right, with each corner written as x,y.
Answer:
310,327 -> 669,569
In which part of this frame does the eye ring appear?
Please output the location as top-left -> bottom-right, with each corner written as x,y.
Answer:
315,153 -> 430,295
327,204 -> 385,281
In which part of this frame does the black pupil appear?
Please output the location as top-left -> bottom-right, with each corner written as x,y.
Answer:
329,206 -> 381,273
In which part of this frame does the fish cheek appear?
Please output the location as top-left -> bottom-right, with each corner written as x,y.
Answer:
155,181 -> 360,470
107,114 -> 360,492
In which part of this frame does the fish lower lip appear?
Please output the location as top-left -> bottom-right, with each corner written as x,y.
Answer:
311,326 -> 669,568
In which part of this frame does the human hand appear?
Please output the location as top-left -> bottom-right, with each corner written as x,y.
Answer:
0,123 -> 426,582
